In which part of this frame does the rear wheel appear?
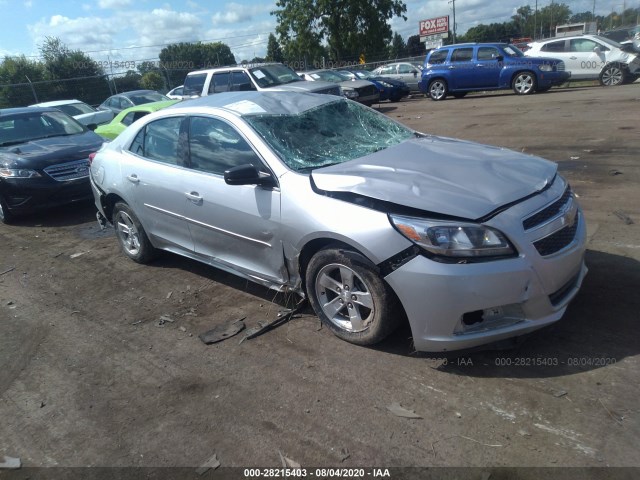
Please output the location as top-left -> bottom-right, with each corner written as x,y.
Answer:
599,63 -> 624,86
305,247 -> 401,346
428,79 -> 447,101
112,201 -> 157,263
512,71 -> 536,95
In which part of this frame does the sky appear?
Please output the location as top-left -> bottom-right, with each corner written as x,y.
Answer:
0,0 -> 631,66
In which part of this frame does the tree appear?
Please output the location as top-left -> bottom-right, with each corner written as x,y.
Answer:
140,71 -> 165,91
137,61 -> 161,76
266,33 -> 284,63
389,32 -> 407,59
272,0 -> 407,65
0,55 -> 47,107
406,35 -> 426,57
112,70 -> 142,93
159,42 -> 235,86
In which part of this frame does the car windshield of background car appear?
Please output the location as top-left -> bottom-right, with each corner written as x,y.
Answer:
245,99 -> 414,171
0,111 -> 85,146
56,102 -> 96,116
249,65 -> 302,87
129,93 -> 168,104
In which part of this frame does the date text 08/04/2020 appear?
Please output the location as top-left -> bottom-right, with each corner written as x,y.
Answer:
243,468 -> 391,478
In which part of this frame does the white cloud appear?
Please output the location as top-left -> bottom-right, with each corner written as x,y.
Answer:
98,0 -> 131,9
24,0 -> 33,7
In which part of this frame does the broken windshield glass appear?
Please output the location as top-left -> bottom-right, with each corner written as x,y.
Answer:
245,100 -> 414,171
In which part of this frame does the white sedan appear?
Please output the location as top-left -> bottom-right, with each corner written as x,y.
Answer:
30,99 -> 114,126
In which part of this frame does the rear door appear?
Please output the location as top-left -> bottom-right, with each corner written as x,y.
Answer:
182,115 -> 284,284
120,115 -> 194,250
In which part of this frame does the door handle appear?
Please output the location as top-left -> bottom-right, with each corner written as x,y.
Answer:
127,174 -> 139,184
448,66 -> 456,69
185,191 -> 203,204
475,64 -> 485,67
570,56 -> 577,60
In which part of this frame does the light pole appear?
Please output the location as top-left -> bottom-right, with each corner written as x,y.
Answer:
448,0 -> 457,43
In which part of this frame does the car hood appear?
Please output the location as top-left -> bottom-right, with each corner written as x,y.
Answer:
0,131 -> 104,169
311,136 -> 557,219
270,80 -> 340,95
340,80 -> 375,89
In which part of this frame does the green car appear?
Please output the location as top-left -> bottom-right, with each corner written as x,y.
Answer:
94,100 -> 179,140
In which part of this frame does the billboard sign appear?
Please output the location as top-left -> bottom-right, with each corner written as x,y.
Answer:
419,16 -> 449,36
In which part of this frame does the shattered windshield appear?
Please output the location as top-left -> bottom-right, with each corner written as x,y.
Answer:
245,99 -> 414,171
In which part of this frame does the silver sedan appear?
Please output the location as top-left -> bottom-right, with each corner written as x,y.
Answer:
90,91 -> 587,352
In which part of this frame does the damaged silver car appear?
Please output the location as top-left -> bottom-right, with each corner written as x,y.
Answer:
90,91 -> 587,352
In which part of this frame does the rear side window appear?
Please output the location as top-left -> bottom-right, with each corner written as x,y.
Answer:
129,117 -> 185,165
477,47 -> 500,60
210,72 -> 230,93
184,73 -> 207,96
398,64 -> 415,74
542,40 -> 567,53
451,48 -> 473,62
428,50 -> 448,65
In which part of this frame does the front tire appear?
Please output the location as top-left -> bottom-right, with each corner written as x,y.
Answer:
112,201 -> 157,263
512,71 -> 536,95
599,63 -> 624,86
428,79 -> 447,101
0,196 -> 14,224
305,247 -> 400,346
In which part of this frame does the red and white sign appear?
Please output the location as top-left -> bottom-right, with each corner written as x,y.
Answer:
419,16 -> 449,36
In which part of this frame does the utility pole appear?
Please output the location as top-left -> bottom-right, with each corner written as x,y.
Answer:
448,0 -> 457,43
534,0 -> 538,39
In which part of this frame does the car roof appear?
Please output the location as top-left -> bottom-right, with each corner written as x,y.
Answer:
117,90 -> 160,98
532,34 -> 602,43
117,100 -> 179,114
186,63 -> 285,75
30,99 -> 84,107
167,91 -> 340,117
0,106 -> 61,116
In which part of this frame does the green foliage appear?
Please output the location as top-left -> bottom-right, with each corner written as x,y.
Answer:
406,35 -> 426,57
159,42 -> 236,86
273,0 -> 407,66
266,33 -> 284,63
389,33 -> 407,59
140,71 -> 165,91
137,61 -> 160,76
113,70 -> 142,93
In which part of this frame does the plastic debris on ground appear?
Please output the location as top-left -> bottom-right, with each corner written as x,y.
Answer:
199,317 -> 246,344
386,402 -> 422,419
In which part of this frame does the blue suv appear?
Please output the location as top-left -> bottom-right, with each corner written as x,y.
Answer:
419,43 -> 571,100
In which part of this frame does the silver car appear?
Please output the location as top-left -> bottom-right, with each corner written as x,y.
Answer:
30,99 -> 114,126
90,91 -> 587,352
371,62 -> 424,92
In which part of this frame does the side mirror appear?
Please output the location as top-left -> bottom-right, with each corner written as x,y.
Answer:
87,123 -> 98,131
413,71 -> 418,77
224,164 -> 276,187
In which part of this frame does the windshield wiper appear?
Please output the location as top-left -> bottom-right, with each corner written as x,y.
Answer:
0,140 -> 27,147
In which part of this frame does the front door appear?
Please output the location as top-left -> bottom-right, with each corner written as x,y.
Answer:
183,115 -> 285,284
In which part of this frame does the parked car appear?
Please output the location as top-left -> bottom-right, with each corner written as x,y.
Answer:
29,99 -> 114,126
601,25 -> 640,44
0,107 -> 104,223
94,100 -> 179,140
525,34 -> 640,85
420,43 -> 571,100
98,90 -> 170,115
166,85 -> 186,100
90,91 -> 587,352
183,63 -> 341,98
371,62 -> 423,92
338,69 -> 410,102
297,70 -> 380,105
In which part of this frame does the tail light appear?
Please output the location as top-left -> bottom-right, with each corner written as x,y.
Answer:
88,152 -> 96,165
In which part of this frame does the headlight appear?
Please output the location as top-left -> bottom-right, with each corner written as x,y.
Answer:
0,168 -> 41,179
538,64 -> 553,72
389,214 -> 515,259
378,81 -> 393,88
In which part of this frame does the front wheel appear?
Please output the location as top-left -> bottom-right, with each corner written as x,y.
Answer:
305,247 -> 401,346
512,71 -> 536,95
0,196 -> 14,224
428,79 -> 447,101
600,63 -> 624,86
112,201 -> 157,263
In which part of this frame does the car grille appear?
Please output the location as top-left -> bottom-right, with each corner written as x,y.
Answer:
356,85 -> 379,97
533,211 -> 579,256
556,61 -> 566,72
523,185 -> 572,230
43,159 -> 91,181
317,86 -> 342,96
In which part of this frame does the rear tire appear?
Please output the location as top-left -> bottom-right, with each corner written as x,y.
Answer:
305,247 -> 401,346
428,79 -> 447,101
112,201 -> 157,264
